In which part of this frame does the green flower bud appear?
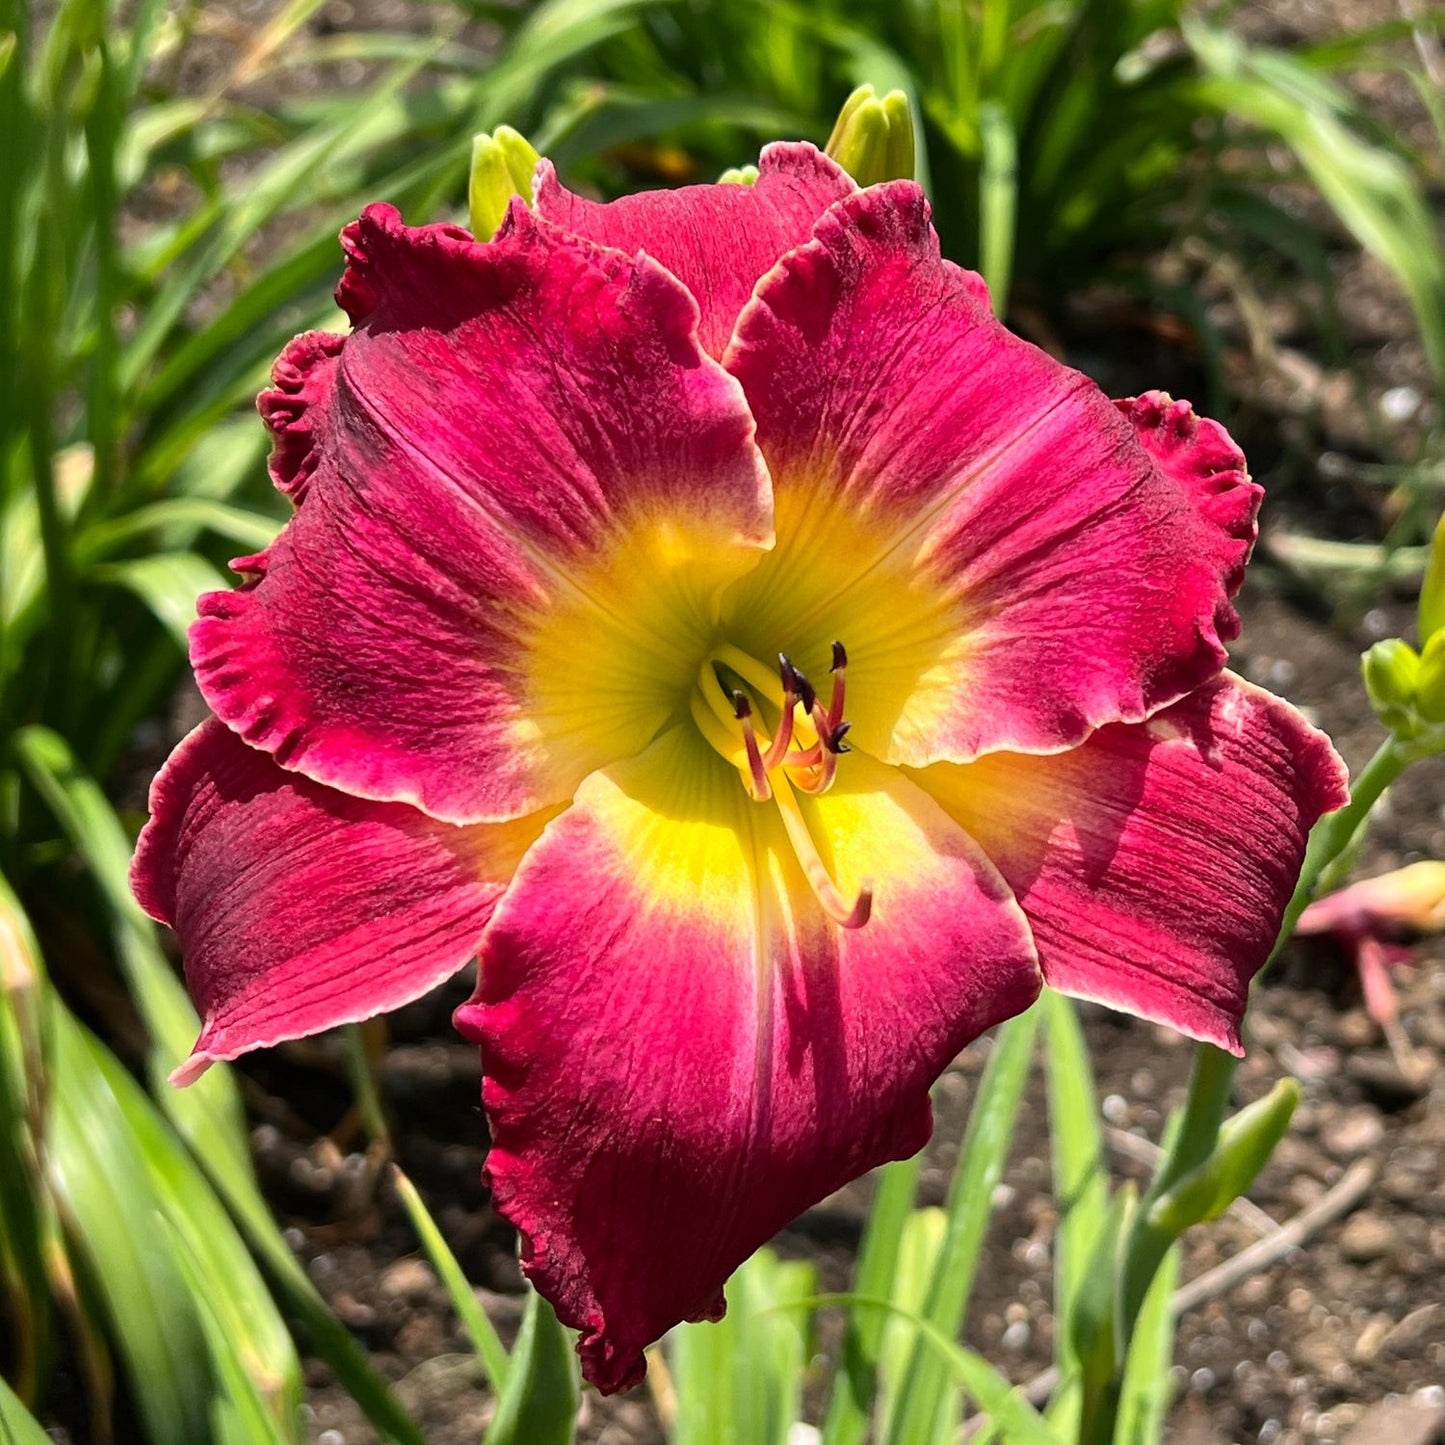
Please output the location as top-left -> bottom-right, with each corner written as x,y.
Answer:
824,84 -> 916,187
468,126 -> 541,242
1418,509 -> 1445,644
1361,637 -> 1422,733
1148,1078 -> 1299,1236
717,164 -> 759,186
1415,629 -> 1445,723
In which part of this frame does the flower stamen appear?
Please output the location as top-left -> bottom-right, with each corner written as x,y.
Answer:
732,691 -> 772,802
699,641 -> 855,797
688,643 -> 868,925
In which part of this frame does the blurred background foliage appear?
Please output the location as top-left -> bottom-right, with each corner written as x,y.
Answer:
0,0 -> 1441,1438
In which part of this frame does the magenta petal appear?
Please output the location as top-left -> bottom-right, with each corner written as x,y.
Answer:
132,720 -> 549,1076
533,142 -> 854,357
1116,390 -> 1261,600
257,330 -> 345,502
191,203 -> 772,824
455,729 -> 1039,1393
724,183 -> 1262,766
917,674 -> 1349,1052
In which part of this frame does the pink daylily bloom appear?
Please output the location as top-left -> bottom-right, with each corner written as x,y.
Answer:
130,143 -> 1348,1393
1296,861 -> 1445,1079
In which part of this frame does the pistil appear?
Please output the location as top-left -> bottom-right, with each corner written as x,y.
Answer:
772,771 -> 872,929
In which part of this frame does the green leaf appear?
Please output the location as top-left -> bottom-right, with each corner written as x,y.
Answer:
783,1292 -> 1058,1445
1069,1182 -> 1134,1410
0,1373 -> 52,1445
392,1166 -> 511,1395
1420,509 -> 1445,643
91,552 -> 231,652
1187,22 -> 1445,394
977,100 -> 1017,309
670,1246 -> 816,1445
14,727 -> 250,1170
1041,991 -> 1109,1428
79,498 -> 282,561
10,730 -> 425,1443
876,1208 -> 951,1439
89,1035 -> 303,1441
820,1155 -> 921,1445
45,1006 -> 219,1445
0,873 -> 53,1406
1115,1244 -> 1180,1445
483,1289 -> 578,1445
888,1008 -> 1040,1445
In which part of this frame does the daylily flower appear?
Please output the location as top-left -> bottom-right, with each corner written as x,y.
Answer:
130,143 -> 1348,1393
1296,860 -> 1445,1081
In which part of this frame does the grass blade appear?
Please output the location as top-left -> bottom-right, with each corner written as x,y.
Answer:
977,99 -> 1017,309
789,1292 -> 1059,1445
820,1154 -> 922,1445
1115,1244 -> 1180,1445
888,1008 -> 1040,1445
1188,21 -> 1445,393
12,727 -> 428,1443
669,1246 -> 817,1445
0,1373 -> 52,1445
482,1289 -> 578,1445
91,552 -> 231,653
393,1165 -> 511,1395
1040,990 -> 1108,1425
45,1006 -> 218,1445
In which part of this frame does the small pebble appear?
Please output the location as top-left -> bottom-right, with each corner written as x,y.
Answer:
379,1257 -> 437,1302
1380,385 -> 1422,422
1382,1303 -> 1443,1355
1323,1108 -> 1385,1157
1339,1212 -> 1398,1264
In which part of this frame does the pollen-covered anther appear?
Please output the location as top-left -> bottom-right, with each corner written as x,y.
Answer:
783,647 -> 848,793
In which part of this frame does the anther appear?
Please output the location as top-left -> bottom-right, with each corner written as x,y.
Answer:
826,639 -> 847,737
733,691 -> 772,802
789,660 -> 817,718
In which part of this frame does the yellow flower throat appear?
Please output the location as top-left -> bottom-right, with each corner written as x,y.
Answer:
689,641 -> 870,929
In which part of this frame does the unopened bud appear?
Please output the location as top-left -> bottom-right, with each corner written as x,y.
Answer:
1361,638 -> 1421,733
1148,1079 -> 1299,1235
824,84 -> 915,187
717,164 -> 759,186
468,126 -> 541,241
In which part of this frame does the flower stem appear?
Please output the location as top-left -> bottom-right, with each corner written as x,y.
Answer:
1079,734 -> 1407,1445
